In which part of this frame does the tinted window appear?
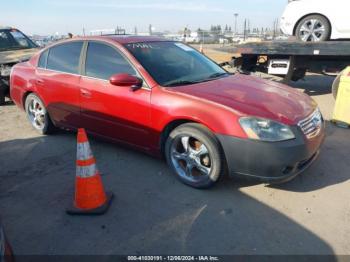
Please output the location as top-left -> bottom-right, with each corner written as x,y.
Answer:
47,42 -> 83,74
9,30 -> 36,49
38,49 -> 48,68
0,29 -> 37,51
85,42 -> 136,80
125,42 -> 227,87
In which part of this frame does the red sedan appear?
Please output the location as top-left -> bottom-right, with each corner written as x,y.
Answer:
10,36 -> 325,188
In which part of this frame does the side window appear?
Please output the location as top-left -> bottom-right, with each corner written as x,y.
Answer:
0,31 -> 11,49
38,49 -> 48,68
85,42 -> 137,80
47,42 -> 83,74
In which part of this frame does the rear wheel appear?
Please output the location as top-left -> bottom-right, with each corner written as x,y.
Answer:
165,123 -> 224,189
25,93 -> 55,134
0,81 -> 6,105
332,71 -> 343,100
295,15 -> 331,42
0,89 -> 5,105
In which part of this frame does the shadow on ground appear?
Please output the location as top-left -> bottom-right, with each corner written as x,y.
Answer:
289,75 -> 335,96
0,131 -> 338,256
269,121 -> 350,192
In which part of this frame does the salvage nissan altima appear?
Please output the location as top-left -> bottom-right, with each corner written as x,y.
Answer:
10,36 -> 325,188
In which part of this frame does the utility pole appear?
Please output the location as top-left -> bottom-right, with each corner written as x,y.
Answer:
273,19 -> 278,39
234,13 -> 239,35
244,19 -> 247,41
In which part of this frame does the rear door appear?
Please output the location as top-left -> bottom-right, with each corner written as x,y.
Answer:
79,41 -> 152,149
35,41 -> 83,128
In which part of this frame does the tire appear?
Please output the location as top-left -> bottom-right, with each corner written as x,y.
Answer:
165,123 -> 224,189
0,88 -> 5,105
295,15 -> 331,42
25,93 -> 55,135
332,72 -> 342,100
0,80 -> 6,105
291,68 -> 306,82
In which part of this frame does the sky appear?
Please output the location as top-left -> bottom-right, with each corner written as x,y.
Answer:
1,0 -> 287,36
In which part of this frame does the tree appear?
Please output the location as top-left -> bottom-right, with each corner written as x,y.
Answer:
224,24 -> 228,33
217,25 -> 222,34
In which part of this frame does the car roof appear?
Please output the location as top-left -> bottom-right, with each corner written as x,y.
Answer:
0,27 -> 13,30
74,35 -> 172,44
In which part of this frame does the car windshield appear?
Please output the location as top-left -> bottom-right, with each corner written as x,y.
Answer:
0,29 -> 37,51
124,41 -> 229,87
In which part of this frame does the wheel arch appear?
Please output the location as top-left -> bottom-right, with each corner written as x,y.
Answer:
22,91 -> 33,109
159,119 -> 227,164
160,119 -> 229,178
160,119 -> 200,156
22,90 -> 50,110
293,13 -> 332,36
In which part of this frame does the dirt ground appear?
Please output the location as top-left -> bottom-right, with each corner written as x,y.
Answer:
191,44 -> 238,63
0,55 -> 349,256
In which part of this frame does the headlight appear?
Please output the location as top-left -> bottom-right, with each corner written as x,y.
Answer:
239,117 -> 295,142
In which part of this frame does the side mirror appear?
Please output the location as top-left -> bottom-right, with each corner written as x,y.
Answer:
109,73 -> 143,91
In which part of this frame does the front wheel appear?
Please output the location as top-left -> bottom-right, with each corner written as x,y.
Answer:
165,123 -> 224,189
25,93 -> 55,134
295,15 -> 331,42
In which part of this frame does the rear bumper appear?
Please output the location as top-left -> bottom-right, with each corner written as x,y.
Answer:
280,18 -> 294,36
217,125 -> 325,183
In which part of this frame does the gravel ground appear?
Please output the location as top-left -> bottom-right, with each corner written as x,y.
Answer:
0,73 -> 349,256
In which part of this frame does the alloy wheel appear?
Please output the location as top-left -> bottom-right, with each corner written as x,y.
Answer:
299,19 -> 326,42
27,97 -> 46,130
170,135 -> 212,182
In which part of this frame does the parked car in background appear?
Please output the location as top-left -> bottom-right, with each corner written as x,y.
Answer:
280,0 -> 350,42
10,36 -> 325,188
0,27 -> 38,105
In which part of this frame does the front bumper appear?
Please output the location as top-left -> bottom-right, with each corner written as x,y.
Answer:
217,125 -> 325,183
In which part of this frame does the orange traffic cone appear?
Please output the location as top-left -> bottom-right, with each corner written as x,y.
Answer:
66,128 -> 113,215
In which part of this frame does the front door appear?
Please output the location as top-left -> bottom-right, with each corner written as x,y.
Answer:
79,41 -> 152,150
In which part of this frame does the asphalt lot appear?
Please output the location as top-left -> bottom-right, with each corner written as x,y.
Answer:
0,73 -> 349,256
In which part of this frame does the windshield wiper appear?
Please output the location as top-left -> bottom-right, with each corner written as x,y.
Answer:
164,80 -> 200,87
163,72 -> 229,87
207,72 -> 229,79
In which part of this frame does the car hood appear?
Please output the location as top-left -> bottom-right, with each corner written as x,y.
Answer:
169,74 -> 317,125
0,48 -> 39,64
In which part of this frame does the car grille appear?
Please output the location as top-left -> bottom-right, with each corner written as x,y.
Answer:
298,109 -> 323,139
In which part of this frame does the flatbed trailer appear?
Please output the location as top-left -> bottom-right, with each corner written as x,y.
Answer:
219,41 -> 350,98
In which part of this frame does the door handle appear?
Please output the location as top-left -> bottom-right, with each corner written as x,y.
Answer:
81,89 -> 92,98
36,79 -> 44,86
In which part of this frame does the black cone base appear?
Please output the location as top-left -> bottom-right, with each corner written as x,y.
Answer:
66,192 -> 114,216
